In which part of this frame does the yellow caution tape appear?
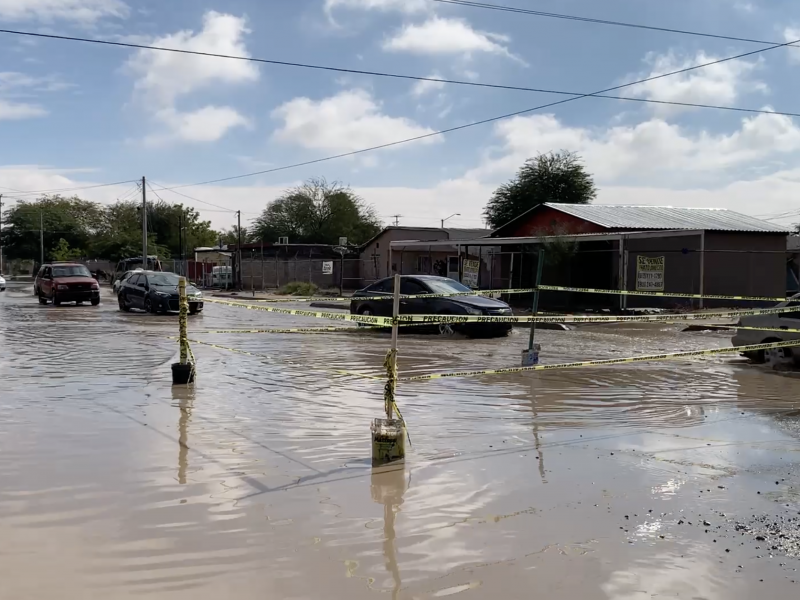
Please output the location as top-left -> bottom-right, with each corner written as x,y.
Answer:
205,296 -> 800,325
215,287 -> 538,303
681,324 -> 800,335
193,327 -> 363,334
203,297 -> 394,325
402,305 -> 800,324
537,285 -> 786,303
400,339 -> 800,381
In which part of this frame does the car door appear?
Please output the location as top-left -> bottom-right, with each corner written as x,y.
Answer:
399,278 -> 429,317
127,274 -> 144,308
40,266 -> 53,297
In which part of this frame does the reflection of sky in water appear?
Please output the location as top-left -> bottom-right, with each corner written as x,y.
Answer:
602,548 -> 724,600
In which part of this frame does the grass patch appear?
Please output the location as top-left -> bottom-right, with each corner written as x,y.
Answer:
279,282 -> 319,296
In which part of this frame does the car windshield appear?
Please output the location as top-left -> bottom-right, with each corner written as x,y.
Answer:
422,278 -> 472,294
52,266 -> 91,278
148,273 -> 180,286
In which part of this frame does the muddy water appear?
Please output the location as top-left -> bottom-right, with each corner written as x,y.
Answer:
2,283 -> 800,599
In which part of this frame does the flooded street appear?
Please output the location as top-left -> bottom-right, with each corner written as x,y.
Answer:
2,282 -> 800,599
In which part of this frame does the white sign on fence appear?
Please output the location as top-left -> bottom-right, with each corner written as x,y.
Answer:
636,256 -> 665,291
462,259 -> 480,288
322,261 -> 334,275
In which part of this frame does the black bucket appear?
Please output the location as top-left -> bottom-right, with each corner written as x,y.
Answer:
171,362 -> 195,385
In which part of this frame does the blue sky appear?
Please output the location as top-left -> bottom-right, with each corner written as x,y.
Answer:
2,0 -> 800,230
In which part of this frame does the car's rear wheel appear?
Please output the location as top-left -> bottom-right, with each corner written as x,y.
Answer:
118,294 -> 130,312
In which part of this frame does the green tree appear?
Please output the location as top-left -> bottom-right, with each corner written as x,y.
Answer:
1,195 -> 103,261
50,238 -> 83,261
218,225 -> 249,246
250,178 -> 382,245
483,151 -> 597,230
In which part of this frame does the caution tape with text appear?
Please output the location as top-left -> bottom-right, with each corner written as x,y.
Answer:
400,339 -> 800,382
204,297 -> 800,325
537,285 -> 786,303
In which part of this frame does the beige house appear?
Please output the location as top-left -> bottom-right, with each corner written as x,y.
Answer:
360,227 -> 492,284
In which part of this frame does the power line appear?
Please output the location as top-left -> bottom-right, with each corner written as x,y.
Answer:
147,180 -> 237,213
163,37 -> 800,191
2,27 -> 799,127
431,0 -> 800,49
7,179 -> 138,197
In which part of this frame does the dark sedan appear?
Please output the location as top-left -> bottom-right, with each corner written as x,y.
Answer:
350,275 -> 513,338
118,271 -> 204,315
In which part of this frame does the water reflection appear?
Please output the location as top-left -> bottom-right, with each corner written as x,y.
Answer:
371,466 -> 408,600
173,385 -> 195,485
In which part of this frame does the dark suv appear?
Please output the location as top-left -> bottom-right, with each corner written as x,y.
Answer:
34,263 -> 101,306
118,271 -> 203,314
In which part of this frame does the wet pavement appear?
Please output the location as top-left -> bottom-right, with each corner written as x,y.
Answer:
1,281 -> 800,599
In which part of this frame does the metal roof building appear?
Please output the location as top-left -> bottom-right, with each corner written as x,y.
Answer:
389,203 -> 790,309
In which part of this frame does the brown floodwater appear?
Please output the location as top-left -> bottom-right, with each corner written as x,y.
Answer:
2,283 -> 800,599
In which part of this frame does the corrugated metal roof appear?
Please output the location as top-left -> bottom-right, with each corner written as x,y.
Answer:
546,203 -> 790,233
445,228 -> 491,240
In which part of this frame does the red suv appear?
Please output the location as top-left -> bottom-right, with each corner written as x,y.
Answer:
35,263 -> 101,306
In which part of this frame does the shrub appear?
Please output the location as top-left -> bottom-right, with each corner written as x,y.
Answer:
279,281 -> 319,296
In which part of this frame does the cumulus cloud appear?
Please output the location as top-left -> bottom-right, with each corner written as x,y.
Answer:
324,0 -> 430,14
783,28 -> 800,64
469,110 -> 800,184
0,100 -> 47,120
411,73 -> 445,97
271,89 -> 440,154
627,51 -> 767,114
383,17 -> 526,65
0,0 -> 128,24
126,11 -> 257,143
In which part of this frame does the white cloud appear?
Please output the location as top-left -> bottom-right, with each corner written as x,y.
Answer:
145,106 -> 250,145
127,11 -> 258,105
784,28 -> 800,64
0,0 -> 128,23
0,100 -> 47,120
324,0 -> 430,14
126,11 -> 258,144
271,89 -> 440,153
470,111 -> 800,185
383,17 -> 526,65
628,51 -> 767,114
411,73 -> 445,97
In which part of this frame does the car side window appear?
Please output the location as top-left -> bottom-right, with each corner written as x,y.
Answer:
43,267 -> 52,278
138,275 -> 148,288
128,274 -> 140,286
400,280 -> 427,295
370,280 -> 392,293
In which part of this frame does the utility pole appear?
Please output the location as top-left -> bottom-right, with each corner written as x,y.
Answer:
40,210 -> 44,265
141,176 -> 148,270
390,215 -> 402,226
236,210 -> 242,290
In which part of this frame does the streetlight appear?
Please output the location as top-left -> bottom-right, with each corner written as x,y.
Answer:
441,213 -> 461,228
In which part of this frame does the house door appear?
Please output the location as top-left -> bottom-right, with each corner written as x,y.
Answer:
447,256 -> 459,280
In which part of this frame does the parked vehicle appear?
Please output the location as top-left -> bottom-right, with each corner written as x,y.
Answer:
733,293 -> 800,363
0,274 -> 5,292
34,263 -> 101,306
118,271 -> 203,315
112,269 -> 141,295
112,256 -> 162,286
350,275 -> 513,338
210,265 -> 232,288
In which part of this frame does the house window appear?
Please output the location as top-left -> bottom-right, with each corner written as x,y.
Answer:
417,256 -> 431,273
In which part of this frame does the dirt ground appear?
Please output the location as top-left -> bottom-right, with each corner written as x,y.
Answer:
1,282 -> 799,599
